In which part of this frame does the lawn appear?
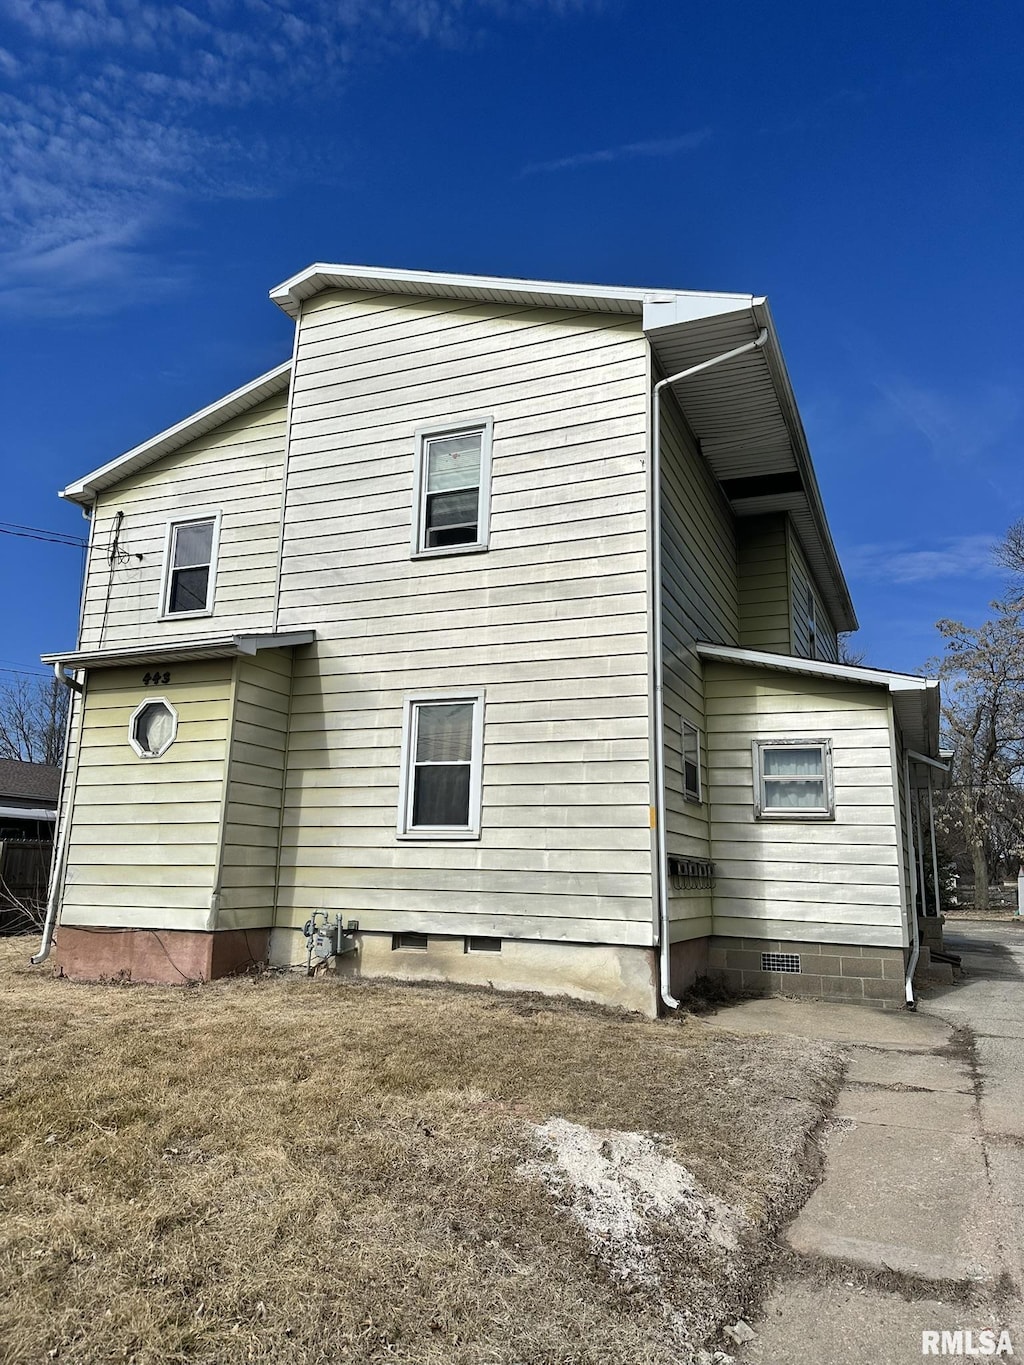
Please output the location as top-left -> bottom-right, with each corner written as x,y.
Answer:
0,940 -> 841,1364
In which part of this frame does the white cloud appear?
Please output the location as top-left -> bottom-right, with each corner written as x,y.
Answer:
842,534 -> 1001,585
0,0 -> 601,315
522,129 -> 712,176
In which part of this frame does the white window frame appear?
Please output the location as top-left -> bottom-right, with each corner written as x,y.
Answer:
397,689 -> 485,839
128,697 -> 179,758
410,418 -> 493,559
159,510 -> 222,620
753,738 -> 834,820
682,720 -> 702,803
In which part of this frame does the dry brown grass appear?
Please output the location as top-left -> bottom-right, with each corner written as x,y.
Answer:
0,939 -> 841,1364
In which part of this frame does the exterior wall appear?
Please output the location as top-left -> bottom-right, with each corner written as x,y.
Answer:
788,522 -> 839,663
657,386 -> 738,942
274,291 -> 654,950
708,936 -> 906,1008
736,515 -> 791,653
217,651 -> 293,931
58,660 -> 233,932
78,392 -> 287,651
56,926 -> 269,984
269,928 -> 658,1016
704,664 -> 906,949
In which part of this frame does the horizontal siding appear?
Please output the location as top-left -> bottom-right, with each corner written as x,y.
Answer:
59,662 -> 231,930
217,651 -> 291,930
657,380 -> 738,928
704,664 -> 903,947
77,393 -> 286,652
788,521 -> 839,663
275,293 -> 654,945
736,515 -> 791,653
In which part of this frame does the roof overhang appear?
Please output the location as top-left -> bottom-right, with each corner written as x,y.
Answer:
42,630 -> 315,671
0,803 -> 56,821
59,362 -> 291,508
645,297 -> 857,633
696,643 -> 941,758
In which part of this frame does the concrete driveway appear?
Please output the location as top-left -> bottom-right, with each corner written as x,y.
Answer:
712,919 -> 1024,1364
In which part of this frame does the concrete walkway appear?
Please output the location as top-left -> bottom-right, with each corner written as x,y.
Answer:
712,920 -> 1024,1364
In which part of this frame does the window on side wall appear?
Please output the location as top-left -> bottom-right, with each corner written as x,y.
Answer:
754,739 -> 834,819
162,515 -> 219,617
412,420 -> 493,556
806,586 -> 817,659
398,692 -> 485,838
682,720 -> 702,802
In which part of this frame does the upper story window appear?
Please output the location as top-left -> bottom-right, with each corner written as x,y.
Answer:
806,586 -> 817,659
162,514 -> 219,617
412,420 -> 493,557
398,691 -> 485,839
754,738 -> 834,819
682,720 -> 702,802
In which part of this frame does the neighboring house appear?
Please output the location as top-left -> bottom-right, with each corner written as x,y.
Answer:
0,760 -> 59,927
40,264 -> 946,1011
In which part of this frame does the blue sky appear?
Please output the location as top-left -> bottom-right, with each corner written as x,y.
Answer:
1,0 -> 1021,683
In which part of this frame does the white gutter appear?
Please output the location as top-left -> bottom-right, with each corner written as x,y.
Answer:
903,752 -> 921,1009
651,326 -> 769,1010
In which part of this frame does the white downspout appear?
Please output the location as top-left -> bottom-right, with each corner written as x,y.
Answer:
651,327 -> 769,1010
32,665 -> 86,964
903,754 -> 920,1009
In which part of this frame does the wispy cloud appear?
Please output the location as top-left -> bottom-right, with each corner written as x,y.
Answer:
872,377 -> 1021,473
522,128 -> 712,176
842,534 -> 1002,585
0,0 -> 600,316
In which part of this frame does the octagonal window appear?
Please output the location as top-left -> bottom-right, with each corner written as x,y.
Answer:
129,698 -> 178,758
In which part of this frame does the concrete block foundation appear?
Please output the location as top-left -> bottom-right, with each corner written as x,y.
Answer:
708,936 -> 907,1009
55,926 -> 270,984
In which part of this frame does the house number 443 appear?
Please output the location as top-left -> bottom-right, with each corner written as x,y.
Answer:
143,671 -> 171,685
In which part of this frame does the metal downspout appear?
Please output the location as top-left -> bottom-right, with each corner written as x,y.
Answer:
32,666 -> 86,964
903,754 -> 921,1009
651,327 -> 769,1010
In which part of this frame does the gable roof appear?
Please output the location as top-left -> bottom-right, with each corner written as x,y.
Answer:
0,760 -> 61,804
60,362 -> 291,508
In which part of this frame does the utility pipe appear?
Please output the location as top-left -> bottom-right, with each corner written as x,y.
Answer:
651,326 -> 769,1010
903,753 -> 920,1009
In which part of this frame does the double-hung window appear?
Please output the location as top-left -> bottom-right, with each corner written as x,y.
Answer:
412,420 -> 492,556
682,721 -> 702,802
754,739 -> 834,819
399,692 -> 485,838
162,514 -> 219,617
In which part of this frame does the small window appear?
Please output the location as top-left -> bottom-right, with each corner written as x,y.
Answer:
392,932 -> 428,951
129,698 -> 178,758
682,721 -> 702,802
465,936 -> 502,953
162,515 -> 219,617
398,692 -> 485,839
412,420 -> 492,557
807,587 -> 817,659
754,739 -> 834,819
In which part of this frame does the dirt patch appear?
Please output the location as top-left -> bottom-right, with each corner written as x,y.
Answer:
0,939 -> 841,1364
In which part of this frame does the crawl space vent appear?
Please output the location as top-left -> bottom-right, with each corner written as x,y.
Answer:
761,952 -> 801,974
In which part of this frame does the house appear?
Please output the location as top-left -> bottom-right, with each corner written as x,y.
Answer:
0,759 -> 59,929
37,263 -> 946,1011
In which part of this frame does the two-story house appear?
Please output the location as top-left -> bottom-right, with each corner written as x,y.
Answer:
37,264 -> 946,1012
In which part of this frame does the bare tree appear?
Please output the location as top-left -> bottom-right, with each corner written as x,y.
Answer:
930,600 -> 1024,909
996,518 -> 1024,578
0,675 -> 69,767
838,632 -> 867,666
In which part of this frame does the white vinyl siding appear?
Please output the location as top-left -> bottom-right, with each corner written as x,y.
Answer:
275,292 -> 653,947
736,515 -> 792,653
657,380 -> 738,939
78,392 -> 287,650
789,524 -> 839,663
704,664 -> 905,948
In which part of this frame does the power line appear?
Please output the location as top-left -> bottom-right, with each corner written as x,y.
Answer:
0,521 -> 88,548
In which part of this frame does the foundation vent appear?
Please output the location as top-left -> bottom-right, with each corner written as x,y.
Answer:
761,952 -> 801,974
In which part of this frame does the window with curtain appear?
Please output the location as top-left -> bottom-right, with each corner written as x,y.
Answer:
413,421 -> 492,555
164,516 -> 217,615
400,693 -> 484,836
755,739 -> 833,818
682,720 -> 702,802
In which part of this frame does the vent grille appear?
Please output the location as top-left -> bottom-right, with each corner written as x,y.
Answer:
761,952 -> 801,974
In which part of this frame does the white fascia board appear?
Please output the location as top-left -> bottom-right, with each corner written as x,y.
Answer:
696,642 -> 937,693
268,260 -> 753,321
642,292 -> 759,331
42,629 -> 315,669
59,361 -> 292,507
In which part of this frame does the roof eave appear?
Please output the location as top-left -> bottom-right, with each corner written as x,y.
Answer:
42,630 -> 315,670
